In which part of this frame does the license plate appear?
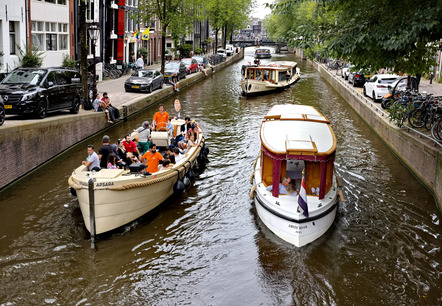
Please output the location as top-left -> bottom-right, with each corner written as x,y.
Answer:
5,105 -> 12,109
132,85 -> 140,89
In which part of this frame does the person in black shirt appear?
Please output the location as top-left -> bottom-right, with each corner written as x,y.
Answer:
98,135 -> 113,169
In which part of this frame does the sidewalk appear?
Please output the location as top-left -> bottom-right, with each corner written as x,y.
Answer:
419,79 -> 442,96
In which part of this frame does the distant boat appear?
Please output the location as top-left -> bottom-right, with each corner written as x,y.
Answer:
241,61 -> 300,96
250,104 -> 344,247
254,48 -> 271,59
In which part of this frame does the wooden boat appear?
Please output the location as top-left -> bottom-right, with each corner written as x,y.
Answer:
250,105 -> 342,247
68,118 -> 208,235
254,48 -> 272,59
241,61 -> 300,96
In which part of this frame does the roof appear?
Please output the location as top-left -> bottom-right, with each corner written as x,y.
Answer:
260,105 -> 336,156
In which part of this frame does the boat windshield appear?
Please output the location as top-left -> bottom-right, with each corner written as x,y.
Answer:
2,69 -> 47,85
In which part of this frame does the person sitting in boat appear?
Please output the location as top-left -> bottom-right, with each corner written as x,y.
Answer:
82,145 -> 101,171
175,117 -> 192,144
142,143 -> 164,173
123,135 -> 141,158
186,134 -> 197,153
107,153 -> 118,169
173,147 -> 184,163
253,58 -> 260,66
152,104 -> 169,131
98,135 -> 114,169
266,176 -> 297,195
163,145 -> 176,164
166,118 -> 174,139
161,159 -> 173,170
186,123 -> 200,141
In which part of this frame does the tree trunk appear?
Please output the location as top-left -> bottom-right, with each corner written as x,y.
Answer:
222,24 -> 227,48
214,29 -> 219,54
161,24 -> 167,75
79,0 -> 88,105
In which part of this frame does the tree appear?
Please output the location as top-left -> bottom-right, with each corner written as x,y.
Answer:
138,0 -> 204,74
267,0 -> 442,74
79,0 -> 89,105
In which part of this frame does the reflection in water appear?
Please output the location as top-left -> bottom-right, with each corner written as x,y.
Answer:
0,48 -> 440,304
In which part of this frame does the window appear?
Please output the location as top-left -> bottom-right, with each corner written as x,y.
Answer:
9,22 -> 17,55
59,35 -> 68,50
46,34 -> 57,50
32,22 -> 45,50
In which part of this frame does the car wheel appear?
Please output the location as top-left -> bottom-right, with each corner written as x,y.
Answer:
35,101 -> 47,119
372,91 -> 377,102
148,84 -> 153,93
70,97 -> 80,114
363,87 -> 367,96
0,105 -> 5,126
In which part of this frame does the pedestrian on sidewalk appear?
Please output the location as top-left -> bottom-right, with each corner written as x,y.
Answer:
137,55 -> 144,70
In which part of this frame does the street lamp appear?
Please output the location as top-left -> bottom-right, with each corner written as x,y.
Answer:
88,23 -> 100,100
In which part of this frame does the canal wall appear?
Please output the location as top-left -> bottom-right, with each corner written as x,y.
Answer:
0,49 -> 245,191
309,59 -> 442,210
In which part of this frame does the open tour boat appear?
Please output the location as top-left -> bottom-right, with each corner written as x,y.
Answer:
68,118 -> 208,235
241,61 -> 300,96
250,105 -> 343,247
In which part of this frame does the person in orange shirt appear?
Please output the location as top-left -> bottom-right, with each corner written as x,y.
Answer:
152,104 -> 169,131
142,143 -> 164,173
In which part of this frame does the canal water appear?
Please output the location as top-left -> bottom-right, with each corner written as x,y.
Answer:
0,48 -> 441,305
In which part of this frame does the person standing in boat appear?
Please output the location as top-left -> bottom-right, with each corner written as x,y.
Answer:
134,121 -> 151,155
142,144 -> 164,173
82,145 -> 101,171
152,104 -> 169,131
98,135 -> 113,169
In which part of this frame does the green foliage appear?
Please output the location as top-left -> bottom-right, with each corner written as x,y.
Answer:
388,101 -> 414,127
18,45 -> 44,68
138,47 -> 148,59
267,0 -> 442,74
194,48 -> 203,55
179,44 -> 193,58
62,54 -> 78,68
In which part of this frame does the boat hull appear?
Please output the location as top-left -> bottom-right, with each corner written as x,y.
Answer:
254,193 -> 337,247
255,53 -> 271,59
241,80 -> 283,96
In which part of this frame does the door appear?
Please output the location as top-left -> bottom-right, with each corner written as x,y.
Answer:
45,71 -> 63,110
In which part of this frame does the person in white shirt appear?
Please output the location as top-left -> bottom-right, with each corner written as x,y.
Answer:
136,55 -> 144,70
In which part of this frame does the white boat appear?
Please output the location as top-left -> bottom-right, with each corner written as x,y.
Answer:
255,48 -> 272,59
250,105 -> 343,247
68,119 -> 208,235
241,61 -> 300,96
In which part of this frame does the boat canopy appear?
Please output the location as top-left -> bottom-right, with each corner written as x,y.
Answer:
260,105 -> 336,156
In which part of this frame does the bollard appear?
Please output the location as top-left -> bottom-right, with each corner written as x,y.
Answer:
88,178 -> 96,248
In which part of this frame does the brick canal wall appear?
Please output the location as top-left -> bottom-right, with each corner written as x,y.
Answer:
0,49 -> 244,191
309,59 -> 442,210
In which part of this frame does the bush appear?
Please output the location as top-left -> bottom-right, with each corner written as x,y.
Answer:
62,54 -> 78,68
194,48 -> 203,55
19,45 -> 44,68
138,47 -> 148,59
179,44 -> 193,58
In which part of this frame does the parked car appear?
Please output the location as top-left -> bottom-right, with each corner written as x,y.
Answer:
341,63 -> 353,80
225,45 -> 234,56
0,95 -> 5,126
0,67 -> 83,119
181,58 -> 199,74
124,69 -> 164,93
363,74 -> 399,101
192,56 -> 207,67
163,61 -> 187,81
348,68 -> 370,87
217,48 -> 227,59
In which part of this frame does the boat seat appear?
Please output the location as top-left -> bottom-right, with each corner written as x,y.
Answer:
151,131 -> 170,147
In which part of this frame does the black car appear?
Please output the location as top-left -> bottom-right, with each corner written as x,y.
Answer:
124,70 -> 164,93
348,69 -> 368,87
0,95 -> 5,126
163,61 -> 187,81
0,67 -> 83,119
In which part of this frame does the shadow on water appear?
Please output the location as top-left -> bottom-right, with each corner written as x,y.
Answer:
0,47 -> 440,305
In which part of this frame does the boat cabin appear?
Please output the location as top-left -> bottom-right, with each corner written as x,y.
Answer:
259,105 -> 336,200
244,66 -> 289,84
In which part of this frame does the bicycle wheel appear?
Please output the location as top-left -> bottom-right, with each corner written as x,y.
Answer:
431,118 -> 442,141
408,109 -> 425,128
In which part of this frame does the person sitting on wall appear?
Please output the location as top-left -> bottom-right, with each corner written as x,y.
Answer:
172,73 -> 179,91
101,92 -> 121,121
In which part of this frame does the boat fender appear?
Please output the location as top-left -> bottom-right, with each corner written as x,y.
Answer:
187,168 -> 195,181
249,184 -> 257,199
250,171 -> 254,184
336,175 -> 343,188
70,187 -> 77,197
204,146 -> 209,155
338,189 -> 345,203
173,180 -> 185,193
182,176 -> 191,189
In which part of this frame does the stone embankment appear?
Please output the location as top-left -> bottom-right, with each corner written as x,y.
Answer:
0,50 -> 244,191
308,57 -> 442,210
